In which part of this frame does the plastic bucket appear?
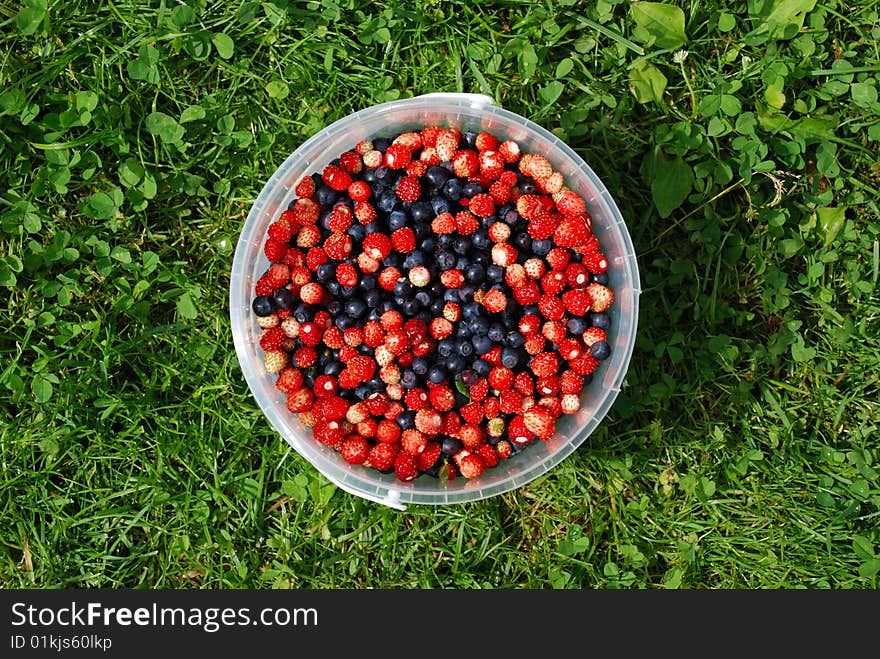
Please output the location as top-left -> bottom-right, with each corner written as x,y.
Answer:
230,93 -> 640,510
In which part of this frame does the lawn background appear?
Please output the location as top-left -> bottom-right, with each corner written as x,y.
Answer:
1,0 -> 878,589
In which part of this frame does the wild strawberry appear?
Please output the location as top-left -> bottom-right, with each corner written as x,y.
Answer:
415,408 -> 443,436
559,393 -> 580,415
417,441 -> 442,471
501,264 -> 524,288
479,150 -> 505,180
303,246 -> 326,272
295,346 -> 318,369
429,385 -> 456,412
538,294 -> 565,321
440,269 -> 464,288
261,348 -> 287,374
350,201 -> 375,225
429,317 -> 454,340
523,407 -> 555,440
459,424 -> 485,450
364,392 -> 390,416
367,443 -> 397,472
393,131 -> 422,150
403,160 -> 426,178
454,211 -> 480,235
323,232 -> 353,260
295,176 -> 316,198
355,139 -> 374,155
558,337 -> 583,360
380,309 -> 404,331
459,401 -> 483,425
296,322 -> 322,348
401,428 -> 428,457
286,387 -> 314,413
481,288 -> 507,313
541,269 -> 567,295
384,143 -> 412,169
408,265 -> 431,287
257,313 -> 280,330
281,317 -> 300,339
468,193 -> 495,218
569,353 -> 600,375
319,326 -> 342,350
536,171 -> 565,195
531,352 -> 560,378
499,389 -> 524,414
322,164 -> 351,191
264,238 -> 289,263
497,140 -> 520,163
338,151 -> 363,174
442,410 -> 461,436
383,328 -> 409,356
587,283 -> 614,312
453,150 -> 479,178
340,435 -> 370,465
420,125 -> 442,147
507,415 -> 531,445
545,248 -> 571,271
326,208 -> 351,234
259,326 -> 286,351
516,194 -> 543,220
363,233 -> 393,260
317,395 -> 350,421
565,262 -> 590,288
488,366 -> 514,391
536,374 -> 561,397
313,419 -> 345,448
391,227 -> 416,253
375,418 -> 401,444
431,212 -> 456,234
561,288 -> 591,316
523,332 -> 546,355
488,181 -> 511,206
395,175 -> 421,202
582,250 -> 609,274
482,345 -> 502,365
469,379 -> 489,402
527,211 -> 559,240
356,418 -> 377,438
581,327 -> 607,347
268,219 -> 295,243
553,215 -> 591,248
356,252 -> 380,274
275,367 -> 304,394
554,189 -> 587,216
560,370 -> 583,395
491,243 -> 518,267
441,303 -> 461,323
378,266 -> 402,291
419,147 -> 440,165
456,452 -> 485,479
474,131 -> 499,152
289,265 -> 311,286
510,282 -> 537,306
299,282 -> 324,305
434,129 -> 459,162
254,274 -> 276,297
404,388 -> 430,411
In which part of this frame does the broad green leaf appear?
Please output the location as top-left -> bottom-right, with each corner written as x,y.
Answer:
538,80 -> 564,106
75,91 -> 98,113
0,267 -> 16,287
86,192 -> 117,219
177,292 -> 198,319
212,32 -> 235,59
31,374 -> 53,403
764,85 -> 786,109
851,82 -> 878,107
15,0 -> 47,35
265,80 -> 289,100
519,41 -> 538,79
816,206 -> 846,246
0,88 -> 26,116
758,0 -> 819,39
555,58 -> 574,79
651,153 -> 693,218
145,111 -> 184,143
790,338 -> 816,362
118,158 -> 145,187
629,59 -> 667,106
180,105 -> 206,123
171,4 -> 196,27
631,2 -> 687,50
859,559 -> 880,578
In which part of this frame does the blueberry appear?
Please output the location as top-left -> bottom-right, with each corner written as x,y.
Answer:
401,298 -> 420,316
455,256 -> 471,271
591,272 -> 610,285
339,285 -> 356,299
441,436 -> 463,456
446,356 -> 466,373
457,284 -> 475,302
293,303 -> 311,323
335,315 -> 355,330
426,166 -> 450,187
315,185 -> 338,207
252,295 -> 275,316
443,289 -> 459,303
348,223 -> 366,242
472,358 -> 491,376
455,323 -> 471,339
414,290 -> 432,308
412,221 -> 432,240
319,210 -> 334,232
500,347 -> 519,368
315,263 -> 336,282
388,210 -> 408,231
323,359 -> 344,376
429,299 -> 445,315
412,356 -> 429,375
462,180 -> 483,197
393,279 -> 414,298
470,317 -> 489,336
436,234 -> 453,249
384,253 -> 403,268
471,230 -> 490,250
463,130 -> 478,148
430,196 -> 451,216
379,300 -> 396,313
465,263 -> 485,284
458,341 -> 474,357
359,274 -> 377,291
443,179 -> 463,201
452,237 -> 471,255
591,340 -> 611,360
397,410 -> 415,430
461,303 -> 480,321
326,300 -> 342,317
590,312 -> 611,330
472,335 -> 493,355
404,251 -> 427,268
502,208 -> 521,226
354,384 -> 372,400
363,221 -> 381,236
374,164 -> 391,180
512,232 -> 532,251
362,168 -> 378,184
519,180 -> 537,195
345,299 -> 366,318
486,265 -> 504,283
373,138 -> 392,152
437,251 -> 456,270
401,369 -> 418,389
272,288 -> 295,310
567,317 -> 588,335
377,189 -> 399,213
531,239 -> 552,256
461,369 -> 478,386
411,201 -> 434,223
438,338 -> 455,357
488,323 -> 505,343
428,365 -> 447,384
504,331 -> 525,349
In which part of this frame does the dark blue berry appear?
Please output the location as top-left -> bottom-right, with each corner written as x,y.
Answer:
348,223 -> 366,242
463,130 -> 478,148
472,358 -> 491,376
412,357 -> 429,375
531,239 -> 552,256
488,323 -> 505,343
519,180 -> 537,195
401,298 -> 420,316
315,263 -> 335,282
373,138 -> 392,152
401,369 -> 418,389
428,365 -> 447,384
513,232 -> 532,251
458,341 -> 474,357
411,201 -> 434,223
252,295 -> 275,316
441,436 -> 463,456
438,338 -> 455,357
461,369 -> 478,386
591,340 -> 611,360
426,166 -> 449,187
397,410 -> 415,430
591,272 -> 610,286
465,263 -> 485,284
272,288 -> 295,310
388,210 -> 408,231
315,185 -> 338,207
344,299 -> 366,318
437,251 -> 456,270
430,196 -> 451,216
590,312 -> 611,330
567,317 -> 588,335
471,230 -> 490,250
377,189 -> 399,213
472,335 -> 493,355
453,237 -> 471,255
500,348 -> 519,369
486,265 -> 504,283
462,180 -> 483,197
442,179 -> 463,200
504,331 -> 525,349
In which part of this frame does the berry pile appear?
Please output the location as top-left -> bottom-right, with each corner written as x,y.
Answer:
250,126 -> 615,483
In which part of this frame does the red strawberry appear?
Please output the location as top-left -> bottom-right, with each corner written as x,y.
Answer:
527,211 -> 559,240
586,283 -> 614,312
292,198 -> 320,225
554,189 -> 587,216
481,288 -> 507,313
582,250 -> 609,274
488,181 -> 511,205
554,214 -> 591,248
459,424 -> 485,449
537,294 -> 565,320
440,269 -> 464,288
340,435 -> 370,464
429,317 -> 454,340
328,208 -> 352,233
498,140 -> 521,163
335,262 -> 358,287
376,419 -> 402,444
286,387 -> 315,414
499,389 -> 524,414
523,333 -> 546,355
541,269 -> 567,295
565,262 -> 590,288
417,441 -> 442,471
558,337 -> 583,360
479,150 -> 505,180
264,238 -> 288,263
323,232 -> 353,260
516,194 -> 543,220
475,131 -> 499,152
295,225 -> 321,249
406,160 -> 428,178
562,288 -> 592,316
514,371 -> 534,396
294,346 -> 318,369
442,303 -> 461,323
295,176 -> 316,198
488,366 -> 514,391
313,419 -> 345,448
453,150 -> 479,177
367,443 -> 397,472
435,129 -> 459,162
491,243 -> 518,267
432,212 -> 457,234
338,151 -> 363,174
415,408 -> 443,436
275,367 -> 304,394
459,401 -> 483,425
267,219 -> 295,243
322,326 -> 344,349
545,247 -> 571,271
299,282 -> 324,305
263,349 -> 288,374
523,407 -> 555,440
469,379 -> 489,402
513,281 -> 541,306
401,429 -> 427,456
384,143 -> 412,169
429,385 -> 455,412
395,175 -> 421,202
468,193 -> 495,218
531,352 -> 560,378
523,258 -> 545,280
378,266 -> 402,291
305,246 -> 328,272
420,125 -> 442,147
569,353 -> 600,375
541,320 -> 567,344
391,227 -> 416,253
405,387 -> 430,411
380,309 -> 404,330
354,201 -> 377,225
456,452 -> 485,479
321,164 -> 351,191
454,211 -> 480,235
581,327 -> 607,347
259,326 -> 286,351
507,415 -> 532,445
362,233 -> 392,260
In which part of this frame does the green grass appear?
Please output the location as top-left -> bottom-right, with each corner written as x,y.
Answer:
1,0 -> 878,589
